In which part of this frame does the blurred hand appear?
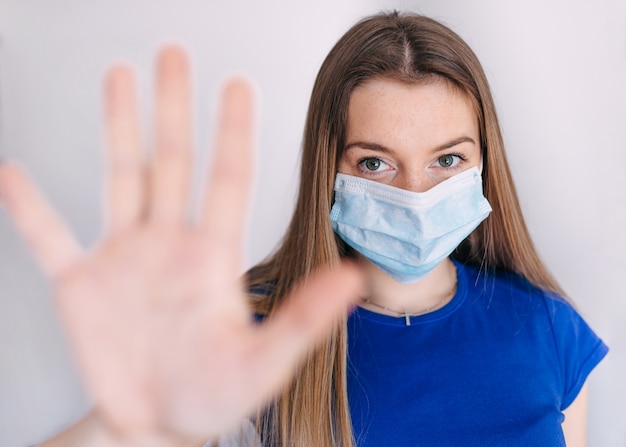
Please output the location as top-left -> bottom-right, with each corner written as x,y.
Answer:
0,46 -> 362,445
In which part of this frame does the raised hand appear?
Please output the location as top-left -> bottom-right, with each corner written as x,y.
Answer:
0,46 -> 362,446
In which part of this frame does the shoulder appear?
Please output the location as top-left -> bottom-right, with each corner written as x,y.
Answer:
457,260 -> 608,408
456,260 -> 586,339
458,260 -> 564,314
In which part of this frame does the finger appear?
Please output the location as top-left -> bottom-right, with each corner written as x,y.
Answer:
150,45 -> 193,224
104,66 -> 145,231
247,262 -> 364,399
0,162 -> 82,278
200,78 -> 255,263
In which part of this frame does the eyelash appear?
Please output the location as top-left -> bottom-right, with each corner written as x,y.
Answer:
355,152 -> 468,176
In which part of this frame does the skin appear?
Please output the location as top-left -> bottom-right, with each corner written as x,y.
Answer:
338,77 -> 588,445
338,78 -> 481,315
0,46 -> 364,446
563,384 -> 589,447
0,50 -> 588,446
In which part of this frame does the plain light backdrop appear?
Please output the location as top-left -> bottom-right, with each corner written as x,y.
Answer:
0,0 -> 624,445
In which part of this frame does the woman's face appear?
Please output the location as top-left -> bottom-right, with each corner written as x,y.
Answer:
338,78 -> 481,192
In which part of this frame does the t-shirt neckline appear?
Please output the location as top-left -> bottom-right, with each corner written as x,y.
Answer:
352,259 -> 468,327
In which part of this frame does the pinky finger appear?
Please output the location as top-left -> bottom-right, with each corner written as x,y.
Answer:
0,162 -> 82,278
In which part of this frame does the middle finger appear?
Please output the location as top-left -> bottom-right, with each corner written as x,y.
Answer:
150,45 -> 193,224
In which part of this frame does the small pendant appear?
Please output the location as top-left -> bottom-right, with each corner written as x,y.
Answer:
404,312 -> 411,326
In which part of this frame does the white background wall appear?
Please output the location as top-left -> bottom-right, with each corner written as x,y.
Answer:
0,0 -> 624,445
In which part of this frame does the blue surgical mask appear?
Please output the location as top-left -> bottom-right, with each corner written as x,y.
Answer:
330,167 -> 492,284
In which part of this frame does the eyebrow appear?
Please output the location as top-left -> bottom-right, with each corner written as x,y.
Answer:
344,136 -> 476,153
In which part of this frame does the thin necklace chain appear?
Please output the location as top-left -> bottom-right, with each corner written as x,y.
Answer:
362,268 -> 458,326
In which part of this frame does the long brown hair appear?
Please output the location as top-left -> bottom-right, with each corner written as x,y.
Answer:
247,11 -> 565,446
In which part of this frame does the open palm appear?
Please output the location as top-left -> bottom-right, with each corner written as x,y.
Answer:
0,47 -> 362,445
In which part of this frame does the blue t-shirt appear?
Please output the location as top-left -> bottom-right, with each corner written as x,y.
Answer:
347,260 -> 608,446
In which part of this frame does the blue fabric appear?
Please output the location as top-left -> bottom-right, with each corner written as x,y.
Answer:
347,260 -> 608,446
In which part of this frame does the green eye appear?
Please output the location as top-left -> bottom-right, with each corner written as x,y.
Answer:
364,158 -> 382,171
357,157 -> 391,175
438,155 -> 456,168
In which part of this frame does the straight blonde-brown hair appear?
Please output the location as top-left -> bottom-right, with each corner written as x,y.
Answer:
247,11 -> 565,446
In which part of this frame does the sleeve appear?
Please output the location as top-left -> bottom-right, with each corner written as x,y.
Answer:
545,296 -> 609,410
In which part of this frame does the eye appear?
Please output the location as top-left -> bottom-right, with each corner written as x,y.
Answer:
436,154 -> 462,169
358,157 -> 390,173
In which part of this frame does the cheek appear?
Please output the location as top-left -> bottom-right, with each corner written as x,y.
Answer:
465,144 -> 482,166
336,155 -> 353,174
472,152 -> 483,167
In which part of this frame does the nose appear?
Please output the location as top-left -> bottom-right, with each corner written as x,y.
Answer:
394,170 -> 436,193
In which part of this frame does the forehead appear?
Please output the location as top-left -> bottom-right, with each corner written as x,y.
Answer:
346,78 -> 478,148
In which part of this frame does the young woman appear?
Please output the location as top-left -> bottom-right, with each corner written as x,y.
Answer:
245,12 -> 608,446
0,11 -> 607,447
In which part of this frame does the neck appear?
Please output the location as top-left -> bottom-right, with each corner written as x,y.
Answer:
359,257 -> 458,317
